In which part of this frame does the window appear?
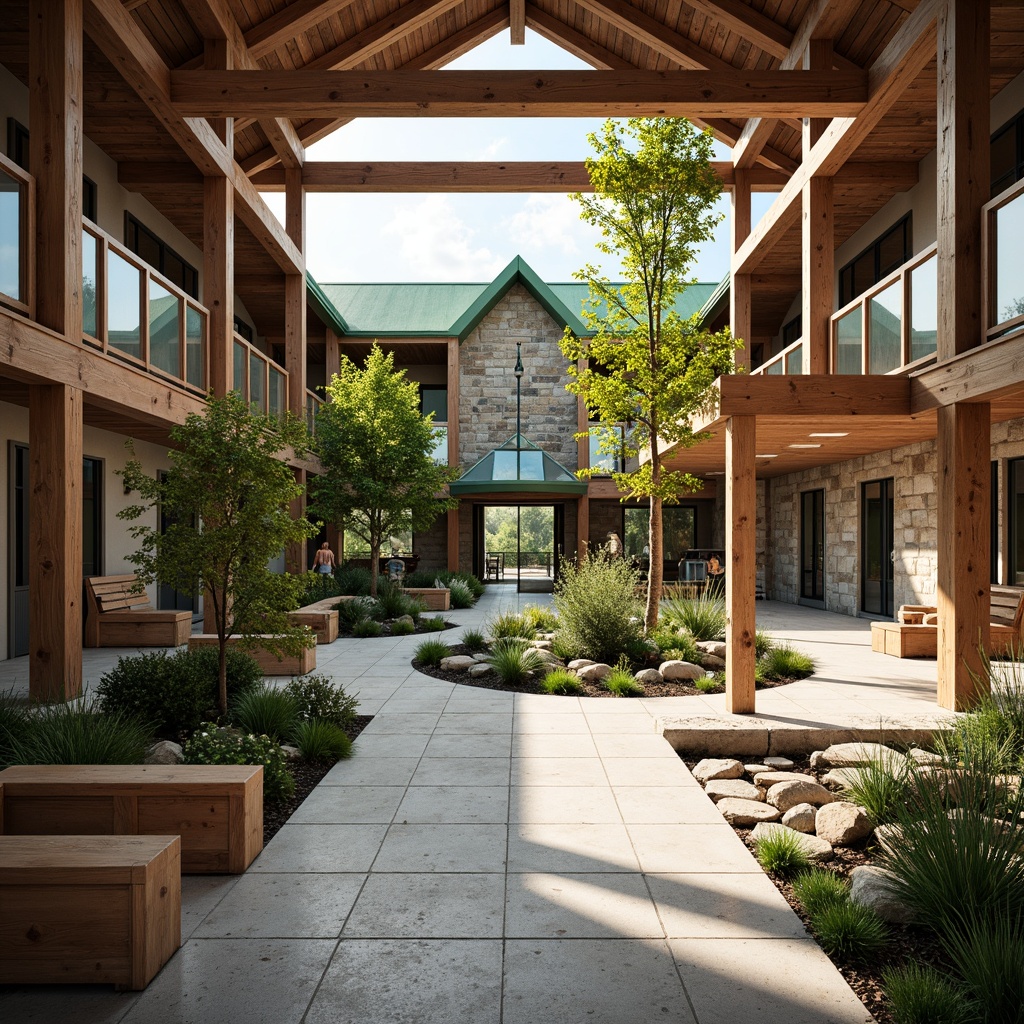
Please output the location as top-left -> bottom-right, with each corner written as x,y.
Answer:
420,385 -> 448,422
1008,459 -> 1024,585
782,315 -> 802,347
801,489 -> 825,601
234,317 -> 253,342
663,506 -> 697,562
992,460 -> 1000,585
8,119 -> 98,221
82,457 -> 103,577
623,507 -> 648,560
125,213 -> 198,298
838,216 -> 912,307
992,110 -> 1024,197
82,176 -> 97,222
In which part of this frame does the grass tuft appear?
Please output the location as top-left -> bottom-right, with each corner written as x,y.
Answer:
11,700 -> 152,765
792,868 -> 850,917
603,668 -> 644,697
488,638 -> 544,686
414,638 -> 450,668
540,669 -> 584,695
757,645 -> 815,681
810,900 -> 888,963
753,827 -> 811,878
290,719 -> 353,762
881,961 -> 975,1024
460,628 -> 489,653
660,593 -> 726,641
351,618 -> 383,638
230,685 -> 299,742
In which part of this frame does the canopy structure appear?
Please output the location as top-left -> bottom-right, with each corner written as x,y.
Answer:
449,435 -> 587,497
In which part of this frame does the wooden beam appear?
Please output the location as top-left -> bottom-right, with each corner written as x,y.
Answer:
29,382 -> 83,702
245,0 -> 363,60
510,0 -> 526,44
204,175 -> 233,398
204,35 -> 233,150
447,507 -> 460,572
725,414 -> 756,714
285,273 -> 306,419
910,330 -> 1024,411
801,175 -> 833,374
684,0 -> 793,60
936,401 -> 990,710
286,467 -> 306,574
325,327 -> 341,382
731,168 -> 752,371
526,4 -> 632,69
803,38 -> 834,152
171,69 -> 868,119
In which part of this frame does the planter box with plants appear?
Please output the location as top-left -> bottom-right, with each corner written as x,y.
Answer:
187,633 -> 316,676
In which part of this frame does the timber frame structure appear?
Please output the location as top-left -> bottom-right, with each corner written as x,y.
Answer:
0,0 -> 1020,712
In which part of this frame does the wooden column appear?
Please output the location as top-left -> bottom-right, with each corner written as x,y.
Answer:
447,508 -> 460,572
204,175 -> 234,397
726,415 -> 756,714
29,0 -> 82,340
937,0 -> 990,360
730,169 -> 751,370
803,39 -> 833,152
284,167 -> 306,418
325,328 -> 341,383
801,175 -> 834,374
204,36 -> 233,150
446,338 -> 460,571
29,384 -> 83,702
286,467 -> 306,574
577,495 -> 590,562
937,402 -> 991,709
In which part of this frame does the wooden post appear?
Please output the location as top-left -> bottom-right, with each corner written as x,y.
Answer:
204,36 -> 233,150
286,467 -> 306,575
726,415 -> 756,714
730,168 -> 752,370
29,0 -> 82,341
577,495 -> 590,562
29,384 -> 83,702
803,38 -> 833,152
325,328 -> 341,383
203,175 -> 234,397
801,175 -> 834,374
284,167 -> 306,419
937,402 -> 991,710
446,338 -> 460,571
447,508 -> 460,572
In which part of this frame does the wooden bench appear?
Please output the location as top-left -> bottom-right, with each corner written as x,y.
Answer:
0,764 -> 263,874
85,574 -> 191,649
0,834 -> 181,989
402,587 -> 451,611
187,633 -> 316,675
870,585 -> 1024,658
288,600 -> 340,644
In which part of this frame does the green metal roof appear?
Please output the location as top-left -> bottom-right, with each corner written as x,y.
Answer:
449,434 -> 588,496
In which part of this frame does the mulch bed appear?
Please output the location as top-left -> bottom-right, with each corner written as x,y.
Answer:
413,643 -> 796,697
263,714 -> 373,845
339,619 -> 457,638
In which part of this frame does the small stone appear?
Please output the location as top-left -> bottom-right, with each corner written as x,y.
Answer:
701,655 -> 726,670
576,663 -> 612,682
822,768 -> 860,791
468,663 -> 493,678
531,640 -> 553,651
634,668 -> 663,685
821,742 -> 906,770
744,764 -> 770,776
751,822 -> 834,861
696,640 -> 727,659
395,615 -> 415,628
766,780 -> 837,812
850,866 -> 913,924
717,798 -> 782,826
144,740 -> 183,765
692,758 -> 745,784
809,750 -> 828,770
530,649 -> 563,665
763,756 -> 795,769
753,771 -> 817,791
279,744 -> 301,761
815,802 -> 874,846
781,803 -> 817,833
472,653 -> 491,663
440,655 -> 477,671
567,659 -> 596,671
660,660 -> 705,681
909,747 -> 943,766
704,779 -> 762,803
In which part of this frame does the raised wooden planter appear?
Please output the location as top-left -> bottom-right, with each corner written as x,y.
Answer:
402,587 -> 450,611
85,574 -> 191,648
0,764 -> 263,874
288,605 -> 339,644
0,834 -> 181,990
187,633 -> 316,675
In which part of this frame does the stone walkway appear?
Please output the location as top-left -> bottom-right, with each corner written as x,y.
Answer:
0,591 -> 955,1023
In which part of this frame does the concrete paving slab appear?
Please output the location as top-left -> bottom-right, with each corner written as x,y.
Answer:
285,785 -> 405,824
373,823 -> 508,872
512,713 -> 591,734
600,756 -> 701,788
249,824 -> 389,873
510,732 -> 599,757
410,756 -> 511,787
432,712 -> 514,735
511,756 -> 607,786
509,785 -> 623,824
507,822 -> 642,873
320,757 -> 420,786
349,733 -> 431,758
626,823 -> 757,873
395,785 -> 509,823
424,732 -> 512,757
612,785 -> 724,824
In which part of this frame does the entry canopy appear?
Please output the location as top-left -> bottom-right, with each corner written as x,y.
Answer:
449,434 -> 588,496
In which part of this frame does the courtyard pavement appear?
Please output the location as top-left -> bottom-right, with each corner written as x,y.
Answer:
0,591 -> 955,1024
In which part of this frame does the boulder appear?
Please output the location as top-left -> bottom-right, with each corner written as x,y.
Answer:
753,771 -> 817,791
850,866 -> 913,924
809,750 -> 828,771
820,742 -> 906,770
763,756 -> 795,769
576,662 -> 612,682
660,660 -> 705,681
531,639 -> 554,651
704,779 -> 762,803
567,659 -> 596,671
781,803 -> 818,833
751,822 -> 834,861
530,649 -> 563,665
873,823 -> 903,854
472,653 -> 491,663
766,780 -> 837,812
279,744 -> 301,761
822,768 -> 860,791
468,662 -> 493,678
634,668 -> 664,685
395,615 -> 415,629
692,757 -> 745,784
908,747 -> 943,766
440,655 -> 477,671
696,640 -> 727,659
144,740 -> 183,765
717,798 -> 782,826
815,802 -> 874,846
701,655 -> 726,671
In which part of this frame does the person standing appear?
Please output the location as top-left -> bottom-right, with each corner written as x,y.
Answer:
312,541 -> 336,575
606,532 -> 624,559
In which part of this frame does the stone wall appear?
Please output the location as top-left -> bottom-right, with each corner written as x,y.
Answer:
413,517 -> 448,574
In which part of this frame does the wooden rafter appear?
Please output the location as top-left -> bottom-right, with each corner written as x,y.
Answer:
244,0 -> 364,60
684,0 -> 793,60
510,0 -> 526,44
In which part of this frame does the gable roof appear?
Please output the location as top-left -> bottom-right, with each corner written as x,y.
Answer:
449,433 -> 588,496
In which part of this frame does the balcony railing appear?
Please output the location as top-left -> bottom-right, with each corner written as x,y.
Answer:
0,152 -> 34,317
831,245 -> 937,375
305,389 -> 321,433
984,177 -> 1024,342
754,338 -> 804,376
82,220 -> 208,393
233,333 -> 288,420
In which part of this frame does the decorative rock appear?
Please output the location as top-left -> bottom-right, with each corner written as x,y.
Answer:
472,653 -> 491,663
822,768 -> 860,791
567,659 -> 596,671
815,802 -> 874,846
144,740 -> 183,765
395,615 -> 415,629
468,662 -> 493,678
744,764 -> 770,776
763,756 -> 795,769
704,779 -> 762,803
576,663 -> 612,682
696,640 -> 727,659
766,780 -> 837,812
692,758 -> 745,784
751,822 -> 834,861
717,798 -> 782,826
781,803 -> 818,833
753,771 -> 816,791
440,655 -> 477,671
280,744 -> 301,761
850,866 -> 913,924
532,640 -> 553,651
634,668 -> 663,685
809,750 -> 828,770
821,742 -> 906,770
873,823 -> 903,853
660,660 -> 705,681
909,747 -> 943,766
701,655 -> 726,671
530,649 -> 563,665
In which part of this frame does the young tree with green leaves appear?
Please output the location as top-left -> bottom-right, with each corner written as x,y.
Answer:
311,344 -> 460,597
560,117 -> 739,631
119,392 -> 315,715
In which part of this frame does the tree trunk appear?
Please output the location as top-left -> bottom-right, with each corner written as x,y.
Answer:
217,640 -> 228,717
369,536 -> 380,598
645,494 -> 663,632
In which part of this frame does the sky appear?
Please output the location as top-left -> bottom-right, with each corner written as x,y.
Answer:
263,29 -> 775,285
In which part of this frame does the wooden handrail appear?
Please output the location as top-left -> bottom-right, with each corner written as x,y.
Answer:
753,336 -> 803,375
232,332 -> 288,418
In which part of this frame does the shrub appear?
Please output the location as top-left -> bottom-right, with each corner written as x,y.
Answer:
11,699 -> 152,765
334,564 -> 374,596
945,916 -> 1024,1024
845,756 -> 912,826
284,675 -> 358,730
419,615 -> 448,632
882,962 -> 975,1024
553,555 -> 644,664
757,645 -> 815,681
792,869 -> 850,917
660,593 -> 725,642
373,579 -> 421,620
351,618 -> 383,638
390,618 -> 415,636
656,635 -> 702,667
754,628 -> 775,659
488,638 -> 544,686
414,638 -> 450,668
414,570 -> 483,602
291,719 -> 353,762
550,635 -> 576,661
695,675 -> 721,693
183,727 -> 294,804
461,628 -> 489,653
230,685 -> 299,741
753,827 -> 811,878
540,669 -> 584,695
335,597 -> 375,630
523,605 -> 560,633
604,669 -> 644,697
810,899 -> 888,963
0,689 -> 29,768
445,579 -> 475,609
488,609 -> 535,641
295,570 -> 343,607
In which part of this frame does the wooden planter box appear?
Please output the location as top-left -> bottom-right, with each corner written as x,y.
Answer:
402,587 -> 450,611
288,606 -> 339,644
187,634 -> 316,675
0,834 -> 181,990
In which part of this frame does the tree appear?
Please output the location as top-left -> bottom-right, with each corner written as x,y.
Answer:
310,345 -> 460,597
119,392 -> 315,715
560,117 -> 739,631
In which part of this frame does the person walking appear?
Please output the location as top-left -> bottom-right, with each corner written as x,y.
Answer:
312,541 -> 336,575
606,531 -> 624,559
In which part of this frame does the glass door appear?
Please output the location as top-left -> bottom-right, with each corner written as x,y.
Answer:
800,489 -> 825,602
861,478 -> 895,617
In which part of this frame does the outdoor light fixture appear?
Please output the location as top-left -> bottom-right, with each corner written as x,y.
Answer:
756,453 -> 778,459
514,341 -> 524,481
809,432 -> 849,438
789,443 -> 822,449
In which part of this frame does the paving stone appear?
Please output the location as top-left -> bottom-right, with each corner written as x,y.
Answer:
763,756 -> 795,768
815,802 -> 874,846
766,780 -> 837,812
750,822 -> 834,861
716,798 -> 782,825
692,758 -> 745,783
704,779 -> 762,803
744,763 -> 770,775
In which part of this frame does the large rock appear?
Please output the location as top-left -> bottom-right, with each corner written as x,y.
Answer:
145,740 -> 183,765
472,653 -> 491,663
781,803 -> 818,833
634,668 -> 663,685
822,768 -> 860,791
753,770 -> 817,791
766,780 -> 837,812
908,747 -> 944,766
751,822 -> 834,861
567,659 -> 596,671
692,758 -> 745,784
815,802 -> 874,846
660,660 -> 705,681
718,798 -> 782,826
576,663 -> 612,682
704,779 -> 762,803
441,655 -> 477,671
468,662 -> 493,678
763,756 -> 795,769
531,639 -> 553,651
850,866 -> 913,924
696,640 -> 727,659
809,750 -> 828,771
701,655 -> 726,671
873,822 -> 903,854
821,742 -> 906,770
280,744 -> 301,761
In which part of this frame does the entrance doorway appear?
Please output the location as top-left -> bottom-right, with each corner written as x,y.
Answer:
862,477 -> 895,617
801,489 -> 825,603
474,504 -> 564,594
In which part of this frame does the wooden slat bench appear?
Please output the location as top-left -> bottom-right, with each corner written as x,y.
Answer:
0,834 -> 181,990
187,633 -> 316,675
288,600 -> 340,644
870,585 -> 1024,658
84,574 -> 191,649
0,764 -> 263,874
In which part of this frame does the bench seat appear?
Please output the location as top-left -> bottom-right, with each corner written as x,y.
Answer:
0,834 -> 181,990
187,633 -> 316,675
0,764 -> 263,874
287,602 -> 340,644
85,574 -> 191,648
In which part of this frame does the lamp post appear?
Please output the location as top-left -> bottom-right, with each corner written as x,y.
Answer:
514,340 -> 523,481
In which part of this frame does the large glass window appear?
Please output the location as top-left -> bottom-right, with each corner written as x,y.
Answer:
801,489 -> 825,601
0,166 -> 21,303
623,507 -> 648,560
106,251 -> 142,360
838,216 -> 911,307
862,478 -> 894,617
1008,459 -> 1024,585
82,457 -> 103,577
663,506 -> 696,563
420,385 -> 448,422
992,110 -> 1024,197
125,213 -> 198,298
